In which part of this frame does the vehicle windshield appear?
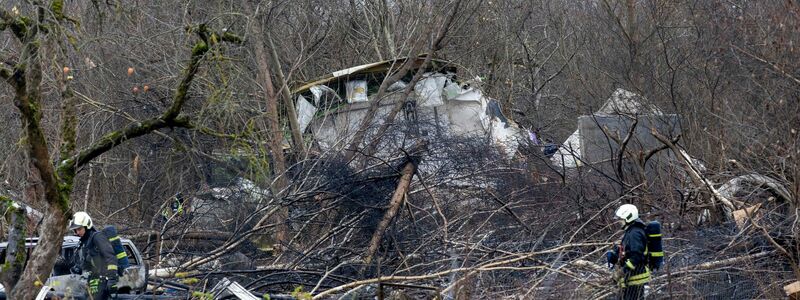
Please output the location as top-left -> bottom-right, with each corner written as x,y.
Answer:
0,243 -> 79,276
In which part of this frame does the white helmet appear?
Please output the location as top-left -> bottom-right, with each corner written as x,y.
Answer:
615,204 -> 638,224
69,211 -> 93,230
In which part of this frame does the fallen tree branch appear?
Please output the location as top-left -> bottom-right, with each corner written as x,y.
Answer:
314,242 -> 609,299
680,251 -> 774,271
178,201 -> 284,271
487,189 -> 534,234
651,128 -> 737,218
363,140 -> 427,266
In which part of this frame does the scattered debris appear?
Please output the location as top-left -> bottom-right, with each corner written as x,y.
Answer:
211,277 -> 260,300
732,203 -> 762,229
292,57 -> 523,159
34,286 -> 50,300
210,277 -> 294,300
551,88 -> 679,169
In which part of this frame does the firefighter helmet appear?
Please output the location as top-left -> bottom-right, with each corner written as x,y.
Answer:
615,204 -> 638,224
69,211 -> 93,230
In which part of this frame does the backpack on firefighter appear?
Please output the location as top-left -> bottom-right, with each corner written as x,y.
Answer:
606,220 -> 665,272
101,225 -> 130,276
644,221 -> 664,271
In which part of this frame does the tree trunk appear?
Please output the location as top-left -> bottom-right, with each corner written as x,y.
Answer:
379,0 -> 397,58
248,2 -> 290,248
626,0 -> 641,88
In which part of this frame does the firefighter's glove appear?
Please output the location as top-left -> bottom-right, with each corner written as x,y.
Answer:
88,278 -> 100,294
107,277 -> 118,293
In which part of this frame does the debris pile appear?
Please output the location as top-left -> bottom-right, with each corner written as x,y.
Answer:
293,57 -> 523,159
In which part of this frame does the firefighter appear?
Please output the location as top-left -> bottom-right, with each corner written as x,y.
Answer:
606,204 -> 650,300
161,192 -> 185,221
69,211 -> 118,300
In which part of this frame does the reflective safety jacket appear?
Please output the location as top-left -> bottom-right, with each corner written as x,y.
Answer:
79,228 -> 119,278
162,195 -> 184,219
617,219 -> 650,287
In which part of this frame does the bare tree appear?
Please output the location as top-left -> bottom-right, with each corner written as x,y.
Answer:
0,2 -> 241,297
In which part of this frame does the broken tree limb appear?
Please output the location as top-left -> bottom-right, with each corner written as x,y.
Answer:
363,140 -> 428,266
732,203 -> 762,229
129,230 -> 233,242
651,128 -> 737,218
571,259 -> 612,277
784,281 -> 800,299
684,250 -> 774,271
487,189 -> 534,234
180,206 -> 282,271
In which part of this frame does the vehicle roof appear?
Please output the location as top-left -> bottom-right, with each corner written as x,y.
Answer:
0,235 -> 133,249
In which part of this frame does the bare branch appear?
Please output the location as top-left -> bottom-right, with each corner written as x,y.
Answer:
731,44 -> 800,86
60,34 -> 211,173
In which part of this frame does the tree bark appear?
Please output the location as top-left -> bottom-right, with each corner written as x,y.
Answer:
379,0 -> 397,58
6,14 -> 69,298
625,0 -> 642,88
